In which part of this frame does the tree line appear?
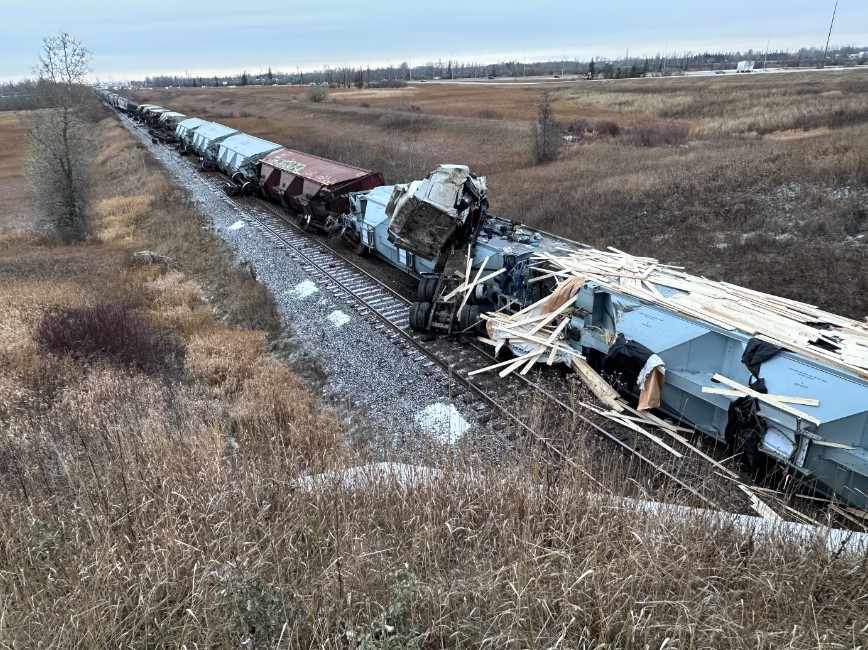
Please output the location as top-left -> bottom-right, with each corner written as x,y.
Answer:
90,44 -> 866,89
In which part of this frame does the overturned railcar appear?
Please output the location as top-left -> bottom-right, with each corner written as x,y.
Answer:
343,165 -> 868,509
146,111 -> 187,144
256,149 -> 384,230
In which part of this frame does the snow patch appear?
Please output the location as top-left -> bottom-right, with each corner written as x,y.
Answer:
228,220 -> 246,231
415,403 -> 470,445
328,310 -> 351,327
292,280 -> 319,298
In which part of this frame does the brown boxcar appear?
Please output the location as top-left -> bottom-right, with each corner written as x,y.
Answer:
257,148 -> 384,229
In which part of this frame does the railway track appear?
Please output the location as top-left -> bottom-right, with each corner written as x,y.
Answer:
120,111 -> 820,519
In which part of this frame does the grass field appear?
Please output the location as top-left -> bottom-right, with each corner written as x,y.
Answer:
0,113 -> 34,232
136,70 -> 868,319
1,91 -> 866,647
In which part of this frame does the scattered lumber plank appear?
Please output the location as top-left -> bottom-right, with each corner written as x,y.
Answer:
711,374 -> 822,426
701,386 -> 820,407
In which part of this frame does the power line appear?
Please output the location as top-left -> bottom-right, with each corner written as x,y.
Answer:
822,0 -> 839,69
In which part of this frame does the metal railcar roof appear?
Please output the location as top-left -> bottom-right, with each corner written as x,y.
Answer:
216,133 -> 282,179
259,148 -> 380,187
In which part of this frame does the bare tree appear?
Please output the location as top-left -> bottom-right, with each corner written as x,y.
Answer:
27,32 -> 95,242
531,91 -> 562,164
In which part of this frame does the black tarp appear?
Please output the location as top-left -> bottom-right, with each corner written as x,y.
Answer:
741,337 -> 783,377
724,377 -> 768,473
600,334 -> 653,390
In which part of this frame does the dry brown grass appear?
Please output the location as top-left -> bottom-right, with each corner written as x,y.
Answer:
0,112 -> 35,233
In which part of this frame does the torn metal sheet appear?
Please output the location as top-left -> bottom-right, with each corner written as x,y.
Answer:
386,165 -> 487,260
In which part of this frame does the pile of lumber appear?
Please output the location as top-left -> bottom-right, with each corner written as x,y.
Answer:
472,277 -> 584,378
533,247 -> 868,374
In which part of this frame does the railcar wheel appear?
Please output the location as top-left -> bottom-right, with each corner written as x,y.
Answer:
417,302 -> 432,331
459,305 -> 482,333
417,277 -> 437,302
409,301 -> 432,332
409,302 -> 420,331
297,211 -> 312,231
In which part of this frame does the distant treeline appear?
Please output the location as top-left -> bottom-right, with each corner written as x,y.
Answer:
0,79 -> 47,111
108,44 -> 867,89
4,44 -> 865,99
0,79 -> 100,112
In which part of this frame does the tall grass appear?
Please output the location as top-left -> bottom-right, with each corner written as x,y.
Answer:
1,396 -> 865,647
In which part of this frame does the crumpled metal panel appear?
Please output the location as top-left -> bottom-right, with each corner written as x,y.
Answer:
386,165 -> 487,260
189,122 -> 240,160
158,111 -> 188,128
216,133 -> 281,181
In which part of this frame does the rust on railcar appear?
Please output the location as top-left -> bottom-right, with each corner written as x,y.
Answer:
257,149 -> 384,227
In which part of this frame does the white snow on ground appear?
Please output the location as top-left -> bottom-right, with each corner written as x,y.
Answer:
327,310 -> 351,327
292,279 -> 319,298
228,220 -> 246,231
415,403 -> 470,445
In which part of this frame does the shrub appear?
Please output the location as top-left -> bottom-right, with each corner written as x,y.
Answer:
377,112 -> 428,132
624,122 -> 689,147
477,109 -> 503,120
34,304 -> 184,372
306,86 -> 328,103
565,119 -> 590,135
593,119 -> 621,137
359,102 -> 370,108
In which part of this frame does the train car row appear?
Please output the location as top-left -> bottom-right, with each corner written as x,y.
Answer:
97,89 -> 868,511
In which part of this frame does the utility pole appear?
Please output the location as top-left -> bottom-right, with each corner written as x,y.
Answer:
822,0 -> 839,69
763,34 -> 771,70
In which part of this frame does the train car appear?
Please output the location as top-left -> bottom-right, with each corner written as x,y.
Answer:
188,122 -> 240,168
256,148 -> 384,230
133,104 -> 157,122
342,165 -> 868,509
175,117 -> 210,153
344,186 -> 440,275
215,133 -> 281,192
150,111 -> 188,143
142,106 -> 170,126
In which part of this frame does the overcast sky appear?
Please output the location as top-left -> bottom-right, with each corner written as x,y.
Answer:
2,0 -> 866,82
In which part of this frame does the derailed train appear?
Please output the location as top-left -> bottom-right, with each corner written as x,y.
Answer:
99,90 -> 868,510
